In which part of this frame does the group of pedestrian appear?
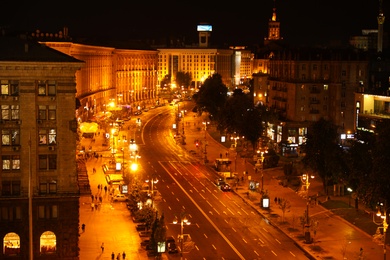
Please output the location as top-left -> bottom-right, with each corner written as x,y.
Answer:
111,251 -> 126,259
274,197 -> 281,204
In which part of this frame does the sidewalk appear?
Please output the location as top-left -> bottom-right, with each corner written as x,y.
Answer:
180,111 -> 385,260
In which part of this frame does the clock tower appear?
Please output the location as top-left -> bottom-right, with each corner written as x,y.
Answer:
264,0 -> 283,46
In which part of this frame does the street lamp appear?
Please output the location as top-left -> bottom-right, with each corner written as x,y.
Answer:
202,121 -> 210,163
301,173 -> 315,244
347,187 -> 353,207
145,177 -> 158,208
373,201 -> 389,260
173,213 -> 191,260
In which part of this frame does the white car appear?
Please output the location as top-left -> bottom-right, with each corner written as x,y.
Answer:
112,194 -> 128,202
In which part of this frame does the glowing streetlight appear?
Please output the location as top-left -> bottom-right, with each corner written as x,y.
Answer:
145,177 -> 158,208
301,173 -> 315,244
173,213 -> 191,260
202,121 -> 210,163
373,201 -> 389,260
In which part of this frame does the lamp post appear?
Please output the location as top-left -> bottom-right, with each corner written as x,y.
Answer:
347,187 -> 353,207
301,173 -> 315,244
173,213 -> 191,260
202,121 -> 209,163
145,177 -> 158,208
373,201 -> 389,260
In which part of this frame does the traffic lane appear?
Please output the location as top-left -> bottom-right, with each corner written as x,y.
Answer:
160,161 -> 271,260
155,181 -> 243,259
158,161 -> 246,259
164,160 -> 311,260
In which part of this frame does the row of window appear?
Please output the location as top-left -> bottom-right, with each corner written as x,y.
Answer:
1,180 -> 57,196
1,128 -> 57,146
1,154 -> 57,172
1,79 -> 57,96
3,231 -> 57,256
1,105 -> 56,121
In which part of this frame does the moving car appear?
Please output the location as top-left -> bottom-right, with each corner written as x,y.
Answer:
220,183 -> 231,191
112,194 -> 128,202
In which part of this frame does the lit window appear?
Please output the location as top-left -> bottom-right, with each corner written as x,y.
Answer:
37,80 -> 56,96
1,105 -> 19,121
2,155 -> 20,171
0,80 -> 19,96
1,129 -> 20,146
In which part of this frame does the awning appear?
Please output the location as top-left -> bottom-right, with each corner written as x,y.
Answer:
79,122 -> 98,133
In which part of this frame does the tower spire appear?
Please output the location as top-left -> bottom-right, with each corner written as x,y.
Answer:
377,0 -> 385,52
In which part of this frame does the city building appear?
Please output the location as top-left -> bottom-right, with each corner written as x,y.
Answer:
39,34 -> 159,122
0,36 -> 83,259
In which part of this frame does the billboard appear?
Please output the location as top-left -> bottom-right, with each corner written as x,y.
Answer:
197,25 -> 212,32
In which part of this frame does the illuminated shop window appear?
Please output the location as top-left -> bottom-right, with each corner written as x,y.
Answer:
3,232 -> 20,256
40,231 -> 56,254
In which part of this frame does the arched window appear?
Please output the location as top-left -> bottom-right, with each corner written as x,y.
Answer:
40,231 -> 56,254
3,232 -> 20,256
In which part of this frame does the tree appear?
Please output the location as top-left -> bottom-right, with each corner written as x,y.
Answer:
344,139 -> 373,206
279,198 -> 291,223
176,72 -> 192,90
150,212 -> 167,254
133,207 -> 156,230
368,120 -> 390,206
194,73 -> 228,120
302,118 -> 345,194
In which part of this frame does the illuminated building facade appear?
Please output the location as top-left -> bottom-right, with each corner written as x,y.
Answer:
40,37 -> 159,121
0,36 -> 83,259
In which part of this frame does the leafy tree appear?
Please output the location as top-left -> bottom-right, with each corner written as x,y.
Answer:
369,120 -> 390,205
302,118 -> 345,194
218,88 -> 252,134
176,72 -> 192,89
241,107 -> 263,150
160,74 -> 171,90
150,212 -> 167,254
344,139 -> 373,206
133,206 -> 156,229
194,73 -> 228,120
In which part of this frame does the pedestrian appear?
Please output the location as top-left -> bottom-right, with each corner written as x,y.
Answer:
91,194 -> 94,202
122,251 -> 126,259
274,197 -> 278,204
278,197 -> 281,204
111,252 -> 115,260
117,252 -> 121,259
220,153 -> 222,158
104,186 -> 107,193
81,223 -> 85,232
98,184 -> 100,190
101,242 -> 104,252
93,167 -> 96,173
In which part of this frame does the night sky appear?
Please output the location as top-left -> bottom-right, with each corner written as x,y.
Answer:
1,0 -> 387,47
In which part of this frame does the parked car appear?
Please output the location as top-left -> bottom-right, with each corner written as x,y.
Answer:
215,178 -> 225,186
220,183 -> 231,192
140,239 -> 150,247
136,223 -> 148,231
139,230 -> 152,237
112,194 -> 128,202
167,243 -> 178,254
